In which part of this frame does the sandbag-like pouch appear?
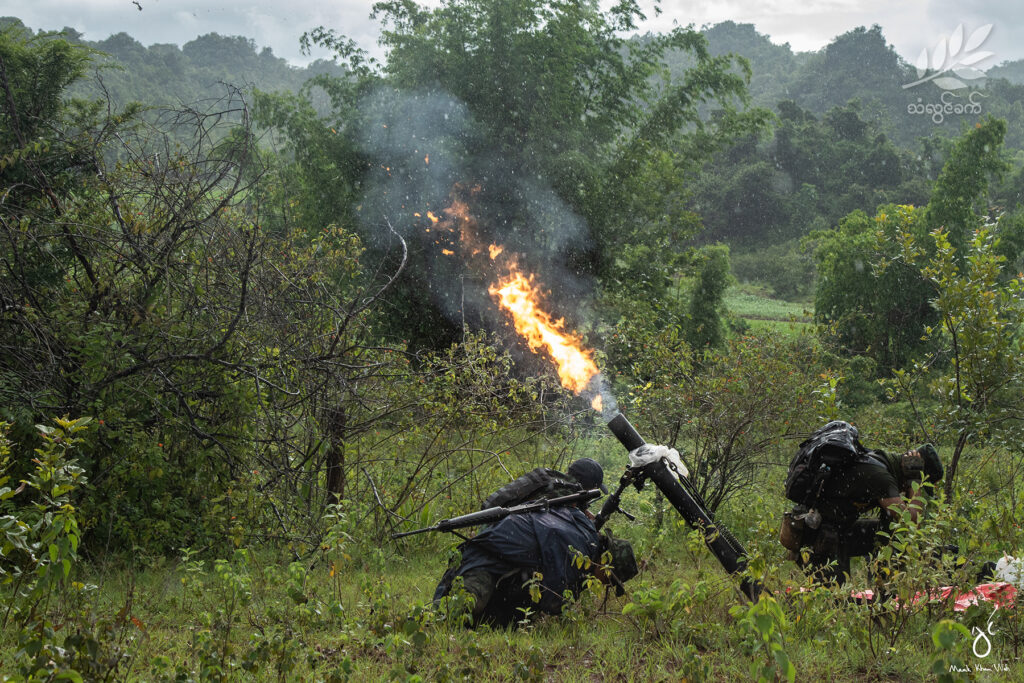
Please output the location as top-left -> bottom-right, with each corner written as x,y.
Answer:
780,510 -> 806,553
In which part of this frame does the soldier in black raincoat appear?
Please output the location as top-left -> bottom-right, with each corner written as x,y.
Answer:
433,460 -> 636,627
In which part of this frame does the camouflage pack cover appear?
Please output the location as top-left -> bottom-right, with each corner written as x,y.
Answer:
482,467 -> 582,510
784,421 -> 869,507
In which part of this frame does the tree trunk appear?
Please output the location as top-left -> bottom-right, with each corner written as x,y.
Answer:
944,431 -> 969,499
325,406 -> 346,504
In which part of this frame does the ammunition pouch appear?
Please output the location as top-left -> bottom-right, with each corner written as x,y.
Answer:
780,510 -> 805,554
600,530 -> 638,596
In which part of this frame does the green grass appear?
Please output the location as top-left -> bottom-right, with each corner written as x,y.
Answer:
725,284 -> 814,339
743,317 -> 813,336
725,284 -> 812,323
6,431 -> 1024,681
17,479 -> 1023,682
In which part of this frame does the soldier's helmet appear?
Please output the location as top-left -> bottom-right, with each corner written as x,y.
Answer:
901,453 -> 925,482
919,443 -> 943,483
818,420 -> 859,442
568,457 -> 609,494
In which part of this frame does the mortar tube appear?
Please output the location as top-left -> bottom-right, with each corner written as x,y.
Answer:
604,411 -> 760,601
607,412 -> 645,451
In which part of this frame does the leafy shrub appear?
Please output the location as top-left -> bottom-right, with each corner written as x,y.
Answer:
732,240 -> 816,300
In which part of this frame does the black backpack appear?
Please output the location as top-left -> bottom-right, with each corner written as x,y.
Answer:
784,421 -> 869,507
482,467 -> 582,510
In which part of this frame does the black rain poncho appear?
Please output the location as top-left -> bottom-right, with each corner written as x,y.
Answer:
434,506 -> 601,617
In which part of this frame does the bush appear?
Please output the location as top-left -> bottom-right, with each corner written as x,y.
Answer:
732,240 -> 816,300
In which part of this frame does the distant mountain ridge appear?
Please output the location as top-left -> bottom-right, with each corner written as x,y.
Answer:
689,21 -> 1024,150
3,15 -> 1022,151
988,59 -> 1024,85
0,16 -> 346,108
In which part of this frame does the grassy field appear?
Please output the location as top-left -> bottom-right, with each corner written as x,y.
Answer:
17,475 -> 1022,682
725,284 -> 814,339
725,285 -> 812,322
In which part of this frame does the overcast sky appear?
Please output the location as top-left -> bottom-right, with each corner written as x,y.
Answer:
3,0 -> 1020,69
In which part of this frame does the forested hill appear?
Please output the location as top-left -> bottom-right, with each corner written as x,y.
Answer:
988,58 -> 1024,84
0,16 -> 346,106
7,16 -> 1022,150
684,22 -> 1024,151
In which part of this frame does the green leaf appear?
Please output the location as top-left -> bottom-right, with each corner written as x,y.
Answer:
932,619 -> 969,650
774,649 -> 796,683
754,612 -> 774,637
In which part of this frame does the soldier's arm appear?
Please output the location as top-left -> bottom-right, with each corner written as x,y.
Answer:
880,449 -> 928,522
879,495 -> 917,521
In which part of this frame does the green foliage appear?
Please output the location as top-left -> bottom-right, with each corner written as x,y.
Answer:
611,318 -> 824,510
684,244 -> 731,350
730,596 -> 796,683
621,578 -> 713,643
58,23 -> 350,110
695,99 -> 930,248
812,118 -> 1014,375
1,419 -> 89,625
0,25 -> 92,144
283,0 -> 770,347
731,240 -> 817,300
930,620 -> 973,682
1,417 -> 94,681
4,8 -> 1024,683
851,488 -> 981,668
926,118 -> 1009,255
813,204 -> 939,370
886,226 -> 1024,496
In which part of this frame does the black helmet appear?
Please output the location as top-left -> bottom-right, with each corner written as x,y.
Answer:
901,453 -> 925,482
568,457 -> 608,494
819,420 -> 859,442
919,443 -> 943,483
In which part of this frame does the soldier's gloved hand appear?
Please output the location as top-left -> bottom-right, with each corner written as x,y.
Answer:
628,444 -> 689,478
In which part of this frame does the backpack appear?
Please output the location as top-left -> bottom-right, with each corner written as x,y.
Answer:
482,467 -> 582,510
784,421 -> 869,508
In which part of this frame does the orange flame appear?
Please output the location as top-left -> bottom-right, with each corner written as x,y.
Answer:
423,184 -> 605,411
489,270 -> 599,397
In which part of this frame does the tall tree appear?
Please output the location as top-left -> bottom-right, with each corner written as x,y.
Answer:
812,117 -> 1011,373
288,0 -> 769,348
685,244 -> 731,350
